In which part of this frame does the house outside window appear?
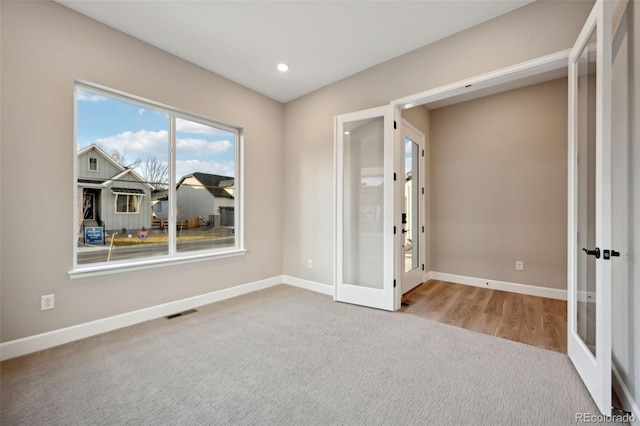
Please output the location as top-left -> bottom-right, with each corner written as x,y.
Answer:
73,82 -> 244,275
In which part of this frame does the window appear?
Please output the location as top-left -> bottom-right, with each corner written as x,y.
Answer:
115,194 -> 141,213
73,82 -> 243,274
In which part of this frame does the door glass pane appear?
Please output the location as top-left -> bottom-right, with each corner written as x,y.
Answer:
576,28 -> 597,356
342,117 -> 384,289
404,138 -> 419,272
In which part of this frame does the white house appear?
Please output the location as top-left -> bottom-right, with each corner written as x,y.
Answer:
175,172 -> 234,227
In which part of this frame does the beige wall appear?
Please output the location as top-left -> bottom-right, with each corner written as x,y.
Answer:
282,0 -> 593,285
0,1 -> 284,341
429,78 -> 567,289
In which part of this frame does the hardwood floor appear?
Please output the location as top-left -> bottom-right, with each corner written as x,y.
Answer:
400,280 -> 567,353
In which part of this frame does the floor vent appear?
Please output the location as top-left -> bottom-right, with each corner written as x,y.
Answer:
166,309 -> 198,319
401,300 -> 414,308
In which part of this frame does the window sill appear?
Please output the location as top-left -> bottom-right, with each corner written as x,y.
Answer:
69,248 -> 248,279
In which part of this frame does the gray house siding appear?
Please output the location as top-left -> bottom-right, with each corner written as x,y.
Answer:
78,150 -> 121,181
101,179 -> 151,232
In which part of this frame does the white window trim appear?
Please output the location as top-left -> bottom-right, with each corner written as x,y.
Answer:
71,81 -> 245,277
114,194 -> 142,214
88,157 -> 98,172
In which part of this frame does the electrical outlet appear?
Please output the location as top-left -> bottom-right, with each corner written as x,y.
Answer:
307,259 -> 313,269
41,294 -> 55,311
516,261 -> 524,271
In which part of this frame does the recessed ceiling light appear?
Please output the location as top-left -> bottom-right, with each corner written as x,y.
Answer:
277,63 -> 289,72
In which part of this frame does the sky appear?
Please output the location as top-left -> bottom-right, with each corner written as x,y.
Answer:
76,88 -> 236,181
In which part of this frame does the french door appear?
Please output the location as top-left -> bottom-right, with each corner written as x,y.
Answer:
400,119 -> 426,294
335,106 -> 397,311
567,0 -> 613,416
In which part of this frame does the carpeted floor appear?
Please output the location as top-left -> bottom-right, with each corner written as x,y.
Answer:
0,285 -> 618,425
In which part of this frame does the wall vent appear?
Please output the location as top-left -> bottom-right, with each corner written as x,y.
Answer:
166,309 -> 198,319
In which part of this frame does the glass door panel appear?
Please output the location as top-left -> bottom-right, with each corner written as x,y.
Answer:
342,116 -> 384,289
575,28 -> 597,356
404,138 -> 420,273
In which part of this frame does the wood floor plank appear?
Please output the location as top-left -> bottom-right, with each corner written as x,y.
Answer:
484,290 -> 508,316
401,280 -> 567,353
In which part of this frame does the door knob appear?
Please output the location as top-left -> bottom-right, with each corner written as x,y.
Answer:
582,247 -> 600,259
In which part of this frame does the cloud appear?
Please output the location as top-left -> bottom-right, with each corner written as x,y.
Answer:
176,119 -> 235,137
95,130 -> 169,160
176,138 -> 233,156
76,90 -> 107,103
176,159 -> 235,179
138,108 -> 145,116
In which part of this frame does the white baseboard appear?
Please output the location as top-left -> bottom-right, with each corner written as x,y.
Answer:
613,364 -> 640,420
0,275 -> 335,361
283,275 -> 333,296
0,275 -> 284,361
428,271 -> 567,300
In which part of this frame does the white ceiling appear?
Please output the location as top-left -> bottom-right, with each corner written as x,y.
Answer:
56,1 -> 535,103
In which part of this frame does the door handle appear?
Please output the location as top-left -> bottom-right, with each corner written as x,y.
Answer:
582,247 -> 600,259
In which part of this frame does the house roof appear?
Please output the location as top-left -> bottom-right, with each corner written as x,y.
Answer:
102,169 -> 154,191
178,172 -> 234,199
77,144 -> 154,191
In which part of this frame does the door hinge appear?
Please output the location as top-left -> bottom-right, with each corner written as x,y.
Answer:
394,121 -> 397,130
394,279 -> 396,288
422,187 -> 425,195
394,172 -> 397,181
422,149 -> 425,157
422,264 -> 425,271
422,226 -> 424,233
394,226 -> 396,234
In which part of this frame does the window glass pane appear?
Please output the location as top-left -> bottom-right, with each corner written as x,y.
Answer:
175,117 -> 237,253
76,88 -> 169,265
116,195 -> 127,213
